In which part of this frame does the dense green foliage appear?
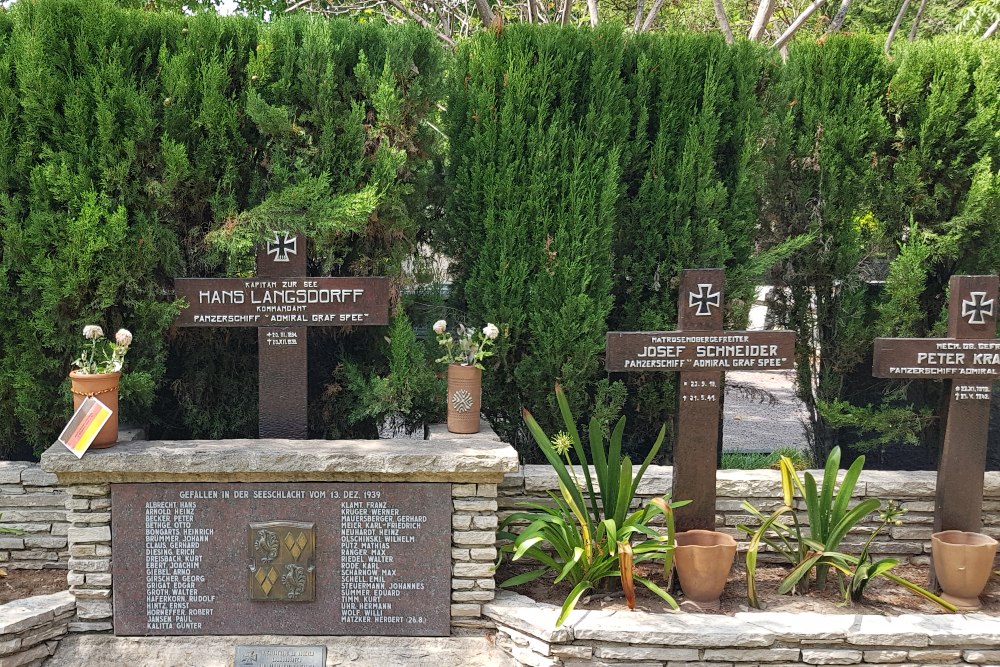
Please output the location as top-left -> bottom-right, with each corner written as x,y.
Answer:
0,0 -> 443,456
0,3 -> 997,466
764,35 -> 1000,463
440,26 -> 802,451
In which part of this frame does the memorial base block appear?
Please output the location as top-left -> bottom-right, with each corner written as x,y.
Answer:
40,429 -> 518,637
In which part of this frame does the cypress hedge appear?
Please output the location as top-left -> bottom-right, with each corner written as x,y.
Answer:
0,0 -> 443,457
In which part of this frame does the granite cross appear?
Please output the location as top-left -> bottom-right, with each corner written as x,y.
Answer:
174,233 -> 390,438
873,274 -> 999,535
606,268 -> 796,532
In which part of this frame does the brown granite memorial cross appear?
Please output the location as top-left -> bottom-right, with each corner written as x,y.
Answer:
873,274 -> 999,535
174,233 -> 389,439
606,269 -> 796,532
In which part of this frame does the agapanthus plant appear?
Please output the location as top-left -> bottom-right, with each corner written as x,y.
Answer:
433,319 -> 499,369
72,325 -> 133,375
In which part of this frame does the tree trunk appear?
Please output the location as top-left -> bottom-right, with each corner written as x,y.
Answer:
772,0 -> 827,51
884,0 -> 911,55
587,0 -> 599,26
984,19 -> 1000,40
640,0 -> 667,32
908,0 -> 927,40
560,0 -> 572,25
825,0 -> 852,34
748,0 -> 775,41
472,0 -> 495,27
713,0 -> 734,44
633,0 -> 645,31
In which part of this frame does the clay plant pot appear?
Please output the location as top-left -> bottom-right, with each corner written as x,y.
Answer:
673,529 -> 738,610
931,530 -> 998,610
69,370 -> 120,449
447,364 -> 481,434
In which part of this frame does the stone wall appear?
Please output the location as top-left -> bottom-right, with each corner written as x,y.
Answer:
0,463 -> 68,570
450,482 -> 499,629
500,466 -> 1000,564
487,591 -> 1000,667
0,591 -> 74,666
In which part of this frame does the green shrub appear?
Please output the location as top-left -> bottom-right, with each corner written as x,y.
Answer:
0,1 -> 444,455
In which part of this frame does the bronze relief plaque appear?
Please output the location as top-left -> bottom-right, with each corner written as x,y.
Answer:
248,522 -> 316,602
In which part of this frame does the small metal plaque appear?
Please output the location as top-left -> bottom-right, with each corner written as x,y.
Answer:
234,645 -> 326,667
248,522 -> 316,602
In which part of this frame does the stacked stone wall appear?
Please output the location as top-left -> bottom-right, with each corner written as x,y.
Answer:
0,463 -> 68,570
487,591 -> 1000,667
499,466 -> 1000,564
0,591 -> 74,667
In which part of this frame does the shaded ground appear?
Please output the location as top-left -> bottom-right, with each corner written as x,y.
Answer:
500,559 -> 1000,616
0,568 -> 67,605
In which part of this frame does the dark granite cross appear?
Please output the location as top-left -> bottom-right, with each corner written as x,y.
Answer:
873,274 -> 1000,535
174,233 -> 389,438
606,268 -> 796,532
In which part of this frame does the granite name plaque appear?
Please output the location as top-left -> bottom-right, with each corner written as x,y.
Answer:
111,482 -> 451,636
234,645 -> 326,667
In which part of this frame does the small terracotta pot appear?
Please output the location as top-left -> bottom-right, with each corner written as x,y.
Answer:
932,530 -> 998,610
69,370 -> 120,448
674,529 -> 737,610
447,364 -> 481,434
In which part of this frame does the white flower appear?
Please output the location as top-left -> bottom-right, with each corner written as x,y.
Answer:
83,325 -> 104,340
115,329 -> 133,347
433,319 -> 447,335
483,323 -> 499,340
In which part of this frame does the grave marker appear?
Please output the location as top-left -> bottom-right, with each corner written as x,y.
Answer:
174,233 -> 390,438
873,274 -> 999,535
607,269 -> 796,532
112,481 -> 451,636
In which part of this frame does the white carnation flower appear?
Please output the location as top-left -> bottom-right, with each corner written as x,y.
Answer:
83,325 -> 104,340
483,323 -> 499,340
115,329 -> 133,346
433,319 -> 447,335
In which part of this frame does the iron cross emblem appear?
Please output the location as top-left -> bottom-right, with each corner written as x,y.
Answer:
962,291 -> 995,325
266,232 -> 297,263
689,283 -> 721,317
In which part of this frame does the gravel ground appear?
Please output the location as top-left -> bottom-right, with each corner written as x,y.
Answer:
722,369 -> 810,454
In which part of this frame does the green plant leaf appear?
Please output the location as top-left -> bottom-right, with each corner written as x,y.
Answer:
556,580 -> 594,627
634,575 -> 679,610
500,568 -> 548,587
555,547 -> 584,584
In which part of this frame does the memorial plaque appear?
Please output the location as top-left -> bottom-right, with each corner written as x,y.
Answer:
607,269 -> 797,532
173,277 -> 390,328
234,645 -> 326,667
112,482 -> 451,636
606,331 -> 794,372
873,274 -> 999,540
873,339 -> 1000,379
173,233 -> 391,438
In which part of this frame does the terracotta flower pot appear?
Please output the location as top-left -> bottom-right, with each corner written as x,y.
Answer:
932,530 -> 998,610
447,364 -> 481,434
69,370 -> 120,449
674,529 -> 737,610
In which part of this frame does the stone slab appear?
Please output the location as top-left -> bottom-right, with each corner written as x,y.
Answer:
571,609 -> 774,647
0,592 -> 74,635
44,634 -> 516,667
40,437 -> 519,484
112,482 -> 451,636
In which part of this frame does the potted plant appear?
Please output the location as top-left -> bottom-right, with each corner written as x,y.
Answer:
433,319 -> 499,434
69,325 -> 132,448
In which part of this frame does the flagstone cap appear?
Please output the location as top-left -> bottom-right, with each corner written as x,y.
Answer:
41,428 -> 518,484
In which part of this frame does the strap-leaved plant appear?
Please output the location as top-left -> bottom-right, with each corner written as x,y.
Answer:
498,384 -> 689,626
